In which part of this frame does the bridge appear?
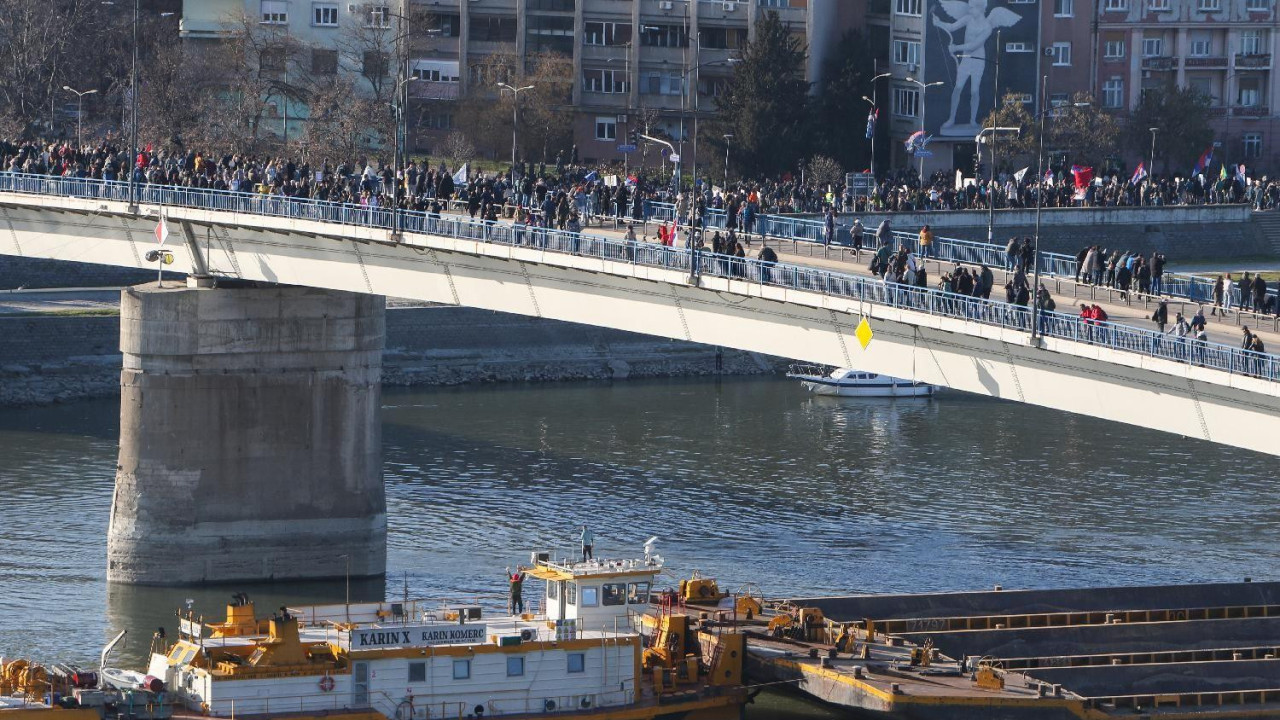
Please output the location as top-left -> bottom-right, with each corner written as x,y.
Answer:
1,173 -> 1277,585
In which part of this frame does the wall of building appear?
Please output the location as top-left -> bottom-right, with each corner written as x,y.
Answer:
0,305 -> 782,407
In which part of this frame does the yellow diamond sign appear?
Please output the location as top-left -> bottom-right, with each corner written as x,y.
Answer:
855,317 -> 874,350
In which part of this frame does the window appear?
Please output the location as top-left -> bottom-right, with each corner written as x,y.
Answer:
1143,37 -> 1163,57
627,582 -> 650,604
1239,77 -> 1260,106
581,586 -> 599,606
452,660 -> 470,680
1198,0 -> 1220,10
1244,133 -> 1263,158
527,0 -> 574,9
1188,31 -> 1211,57
585,21 -> 632,46
567,653 -> 585,674
759,0 -> 792,6
1242,31 -> 1264,55
312,48 -> 338,75
697,77 -> 729,98
423,13 -> 459,36
566,582 -> 577,605
1104,0 -> 1127,10
259,47 -> 286,73
526,15 -> 575,54
895,0 -> 921,15
894,87 -> 919,117
261,0 -> 287,24
1054,0 -> 1074,15
642,72 -> 683,96
700,26 -> 748,49
602,583 -> 626,606
1188,76 -> 1213,97
408,662 -> 426,683
313,3 -> 339,26
506,657 -> 525,677
1004,42 -> 1033,52
411,60 -> 460,83
367,5 -> 391,28
1050,42 -> 1072,66
1247,0 -> 1269,10
469,15 -> 517,41
1104,40 -> 1126,58
1148,0 -> 1169,10
421,113 -> 453,130
641,24 -> 687,48
1103,77 -> 1124,108
362,50 -> 388,77
583,69 -> 629,94
548,581 -> 559,600
892,40 -> 920,66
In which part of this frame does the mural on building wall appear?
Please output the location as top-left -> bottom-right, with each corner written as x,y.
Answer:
926,0 -> 1033,138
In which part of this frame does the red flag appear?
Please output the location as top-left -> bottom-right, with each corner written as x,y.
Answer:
1071,165 -> 1093,189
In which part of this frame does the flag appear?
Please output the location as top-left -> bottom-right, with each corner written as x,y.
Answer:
583,170 -> 598,183
1014,166 -> 1029,184
1071,165 -> 1094,189
451,163 -> 469,186
1191,147 -> 1214,176
865,108 -> 878,140
1043,168 -> 1053,185
154,214 -> 169,246
1130,162 -> 1147,186
904,130 -> 927,151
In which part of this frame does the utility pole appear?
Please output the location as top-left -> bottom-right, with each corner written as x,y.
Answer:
861,70 -> 893,179
1031,73 -> 1048,344
129,0 -> 139,208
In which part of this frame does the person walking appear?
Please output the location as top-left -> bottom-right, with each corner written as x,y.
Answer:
1211,275 -> 1225,317
1224,273 -> 1236,314
851,218 -> 864,257
1152,298 -> 1169,334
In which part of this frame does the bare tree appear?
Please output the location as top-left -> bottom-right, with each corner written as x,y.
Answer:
338,2 -> 398,105
806,155 -> 843,187
440,130 -> 476,165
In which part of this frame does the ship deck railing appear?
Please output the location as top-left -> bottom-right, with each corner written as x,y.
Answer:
840,603 -> 1280,635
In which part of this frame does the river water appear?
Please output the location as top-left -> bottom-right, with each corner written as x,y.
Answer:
0,377 -> 1275,715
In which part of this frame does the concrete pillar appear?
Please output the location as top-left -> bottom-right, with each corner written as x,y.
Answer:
107,282 -> 387,585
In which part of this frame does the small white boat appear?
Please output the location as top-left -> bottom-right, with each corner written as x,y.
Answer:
787,364 -> 936,398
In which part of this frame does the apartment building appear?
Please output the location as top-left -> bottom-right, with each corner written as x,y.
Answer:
1096,0 -> 1280,170
885,0 -> 1091,176
180,0 -> 854,165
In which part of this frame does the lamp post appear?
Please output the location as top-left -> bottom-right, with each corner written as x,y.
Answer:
62,86 -> 98,148
497,83 -> 536,180
101,2 -> 174,206
976,126 -> 1020,245
722,133 -> 733,188
860,72 -> 893,179
682,58 -> 739,223
1031,73 -> 1049,344
1148,127 -> 1158,179
904,76 -> 944,183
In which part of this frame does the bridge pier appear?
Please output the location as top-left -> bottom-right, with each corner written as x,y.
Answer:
107,282 -> 387,585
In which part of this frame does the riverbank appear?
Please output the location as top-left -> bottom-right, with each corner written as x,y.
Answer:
0,305 -> 783,407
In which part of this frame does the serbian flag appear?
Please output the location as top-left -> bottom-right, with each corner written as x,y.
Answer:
1130,162 -> 1147,186
1071,165 -> 1094,189
1191,146 -> 1214,176
904,130 -> 926,151
1043,168 -> 1054,185
865,107 -> 878,140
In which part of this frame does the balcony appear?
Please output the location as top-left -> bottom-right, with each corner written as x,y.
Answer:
1141,56 -> 1176,70
410,82 -> 460,101
1234,105 -> 1271,117
1184,55 -> 1227,68
1236,53 -> 1272,68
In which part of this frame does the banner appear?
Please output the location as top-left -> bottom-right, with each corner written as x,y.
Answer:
346,623 -> 488,650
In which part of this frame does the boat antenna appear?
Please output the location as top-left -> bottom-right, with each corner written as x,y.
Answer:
100,629 -> 127,673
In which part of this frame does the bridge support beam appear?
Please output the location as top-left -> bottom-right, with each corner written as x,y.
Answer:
107,282 -> 387,585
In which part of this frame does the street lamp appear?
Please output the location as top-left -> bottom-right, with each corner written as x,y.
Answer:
1031,73 -> 1050,344
904,76 -> 944,183
722,133 -> 733,188
497,83 -> 536,179
860,71 -> 893,179
1148,127 -> 1158,179
684,57 -> 740,218
62,86 -> 98,148
975,126 -> 1020,244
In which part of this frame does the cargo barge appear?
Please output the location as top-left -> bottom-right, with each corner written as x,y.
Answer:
735,580 -> 1280,719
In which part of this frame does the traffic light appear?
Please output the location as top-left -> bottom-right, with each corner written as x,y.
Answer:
629,128 -> 639,145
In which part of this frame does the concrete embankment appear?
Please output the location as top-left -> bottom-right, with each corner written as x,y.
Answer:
0,305 -> 782,407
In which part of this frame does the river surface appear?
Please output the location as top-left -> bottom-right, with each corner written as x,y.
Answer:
0,377 -> 1275,716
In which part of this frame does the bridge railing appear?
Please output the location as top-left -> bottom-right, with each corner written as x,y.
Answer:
2,172 -> 1276,381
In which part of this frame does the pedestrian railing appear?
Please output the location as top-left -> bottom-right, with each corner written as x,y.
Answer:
2,172 -> 1277,382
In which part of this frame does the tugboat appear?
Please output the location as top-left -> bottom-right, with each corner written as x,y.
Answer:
130,545 -> 747,720
787,364 -> 935,398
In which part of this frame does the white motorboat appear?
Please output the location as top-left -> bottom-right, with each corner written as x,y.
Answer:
787,364 -> 936,398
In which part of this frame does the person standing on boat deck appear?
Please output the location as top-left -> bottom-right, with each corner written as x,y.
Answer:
507,567 -> 526,614
580,525 -> 595,562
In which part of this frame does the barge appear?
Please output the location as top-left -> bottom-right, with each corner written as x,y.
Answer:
740,580 -> 1280,718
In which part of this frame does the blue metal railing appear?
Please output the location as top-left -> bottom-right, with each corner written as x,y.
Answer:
2,172 -> 1277,382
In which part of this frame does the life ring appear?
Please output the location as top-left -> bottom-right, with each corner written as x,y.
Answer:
319,676 -> 335,692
